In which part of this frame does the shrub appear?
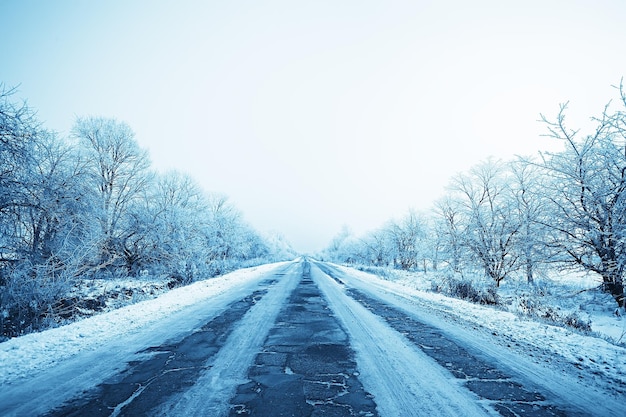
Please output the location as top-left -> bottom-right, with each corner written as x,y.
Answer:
432,275 -> 499,305
515,295 -> 591,332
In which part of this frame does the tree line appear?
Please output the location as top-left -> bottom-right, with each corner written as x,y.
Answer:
0,85 -> 289,338
324,82 -> 626,309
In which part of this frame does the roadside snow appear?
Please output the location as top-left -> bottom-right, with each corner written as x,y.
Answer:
0,262 -> 286,386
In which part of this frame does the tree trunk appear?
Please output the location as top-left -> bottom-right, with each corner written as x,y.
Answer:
603,281 -> 625,308
526,260 -> 534,285
600,257 -> 624,307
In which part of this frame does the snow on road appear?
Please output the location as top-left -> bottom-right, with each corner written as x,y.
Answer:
0,261 -> 289,416
154,262 -> 302,416
311,264 -> 493,417
324,262 -> 626,416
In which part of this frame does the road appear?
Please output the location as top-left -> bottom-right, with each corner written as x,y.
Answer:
1,259 -> 621,416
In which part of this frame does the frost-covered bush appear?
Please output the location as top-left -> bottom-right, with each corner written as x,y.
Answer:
0,262 -> 75,338
515,294 -> 591,332
431,274 -> 499,305
562,312 -> 593,332
355,265 -> 401,281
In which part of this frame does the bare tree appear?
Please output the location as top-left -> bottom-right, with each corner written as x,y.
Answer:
448,159 -> 521,287
387,210 -> 427,271
538,84 -> 626,307
434,196 -> 465,273
509,158 -> 551,284
1,90 -> 96,336
372,227 -> 396,267
71,116 -> 152,274
132,171 -> 210,281
0,85 -> 39,266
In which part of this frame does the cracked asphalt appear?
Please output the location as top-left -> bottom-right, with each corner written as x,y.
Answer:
43,288 -> 271,417
229,262 -> 377,416
345,287 -> 573,417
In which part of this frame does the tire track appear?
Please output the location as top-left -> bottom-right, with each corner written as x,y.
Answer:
40,264 -> 300,417
153,263 -> 302,416
311,263 -> 493,417
315,262 -> 583,416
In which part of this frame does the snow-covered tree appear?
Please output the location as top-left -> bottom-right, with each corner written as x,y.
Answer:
508,158 -> 551,284
434,196 -> 466,273
1,92 -> 96,336
358,227 -> 395,267
124,171 -> 207,280
447,159 -> 521,287
202,193 -> 271,275
538,85 -> 626,307
71,117 -> 152,275
323,225 -> 358,263
387,211 -> 428,271
17,133 -> 93,265
0,85 -> 38,267
263,232 -> 298,261
0,87 -> 278,336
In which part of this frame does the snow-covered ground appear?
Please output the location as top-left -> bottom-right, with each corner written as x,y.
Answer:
349,265 -> 626,344
355,264 -> 625,362
0,262 -> 287,387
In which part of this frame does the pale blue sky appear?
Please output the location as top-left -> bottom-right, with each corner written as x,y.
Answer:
2,1 -> 625,253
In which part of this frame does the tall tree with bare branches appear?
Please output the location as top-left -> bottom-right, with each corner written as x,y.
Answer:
538,83 -> 626,307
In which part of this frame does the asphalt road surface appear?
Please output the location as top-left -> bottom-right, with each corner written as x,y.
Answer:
1,259 -> 619,416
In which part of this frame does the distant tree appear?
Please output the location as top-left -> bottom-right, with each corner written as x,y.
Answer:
328,225 -> 353,255
434,196 -> 467,274
448,159 -> 521,287
508,158 -> 551,284
264,232 -> 298,261
322,226 -> 358,264
358,227 -> 394,267
387,211 -> 428,271
203,193 -> 270,275
538,84 -> 626,307
231,223 -> 271,263
135,171 -> 211,281
204,194 -> 240,266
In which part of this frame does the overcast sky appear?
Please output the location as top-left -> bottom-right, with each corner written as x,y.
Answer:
2,1 -> 625,253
